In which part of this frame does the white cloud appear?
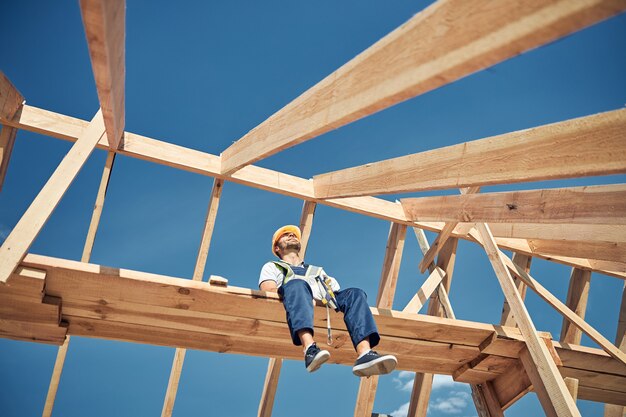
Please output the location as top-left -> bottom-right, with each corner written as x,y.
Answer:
430,390 -> 471,414
393,371 -> 415,392
390,401 -> 410,417
432,374 -> 458,390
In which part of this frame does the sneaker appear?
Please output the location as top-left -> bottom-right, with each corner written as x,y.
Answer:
304,343 -> 330,373
352,350 -> 397,377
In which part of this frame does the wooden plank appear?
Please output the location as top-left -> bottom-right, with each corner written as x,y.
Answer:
355,222 -> 406,416
0,72 -> 24,191
503,253 -> 626,364
486,223 -> 626,243
605,281 -> 626,416
408,230 -> 461,416
560,269 -> 591,344
475,222 -> 581,417
42,339 -> 70,417
313,109 -> 626,198
79,0 -> 125,149
219,0 -> 626,175
418,222 -> 457,273
402,268 -> 444,314
402,184 -> 626,224
161,178 -> 224,417
81,151 -> 116,262
257,200 -> 316,417
0,125 -> 18,192
528,239 -> 626,263
0,110 -> 105,284
257,358 -> 282,417
376,223 -> 407,309
0,71 -> 24,121
8,105 -> 626,279
564,377 -> 579,401
491,359 -> 532,409
482,382 -> 505,417
500,253 -> 531,327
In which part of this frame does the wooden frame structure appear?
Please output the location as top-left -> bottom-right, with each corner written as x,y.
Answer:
1,1 -> 626,416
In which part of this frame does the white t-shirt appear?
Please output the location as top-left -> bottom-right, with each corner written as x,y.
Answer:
258,261 -> 340,294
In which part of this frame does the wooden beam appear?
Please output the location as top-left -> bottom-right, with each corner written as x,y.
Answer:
314,109 -> 626,198
42,149 -> 116,417
0,71 -> 24,192
407,229 -> 459,417
7,105 -> 626,279
79,0 -> 125,149
486,223 -> 626,244
0,110 -> 105,284
257,200 -> 317,417
527,239 -> 625,263
560,269 -> 591,344
500,253 -> 532,327
161,178 -> 224,417
475,222 -> 581,417
564,377 -> 579,401
503,254 -> 626,364
402,184 -> 626,224
605,281 -> 626,416
0,71 -> 24,122
257,358 -> 282,417
402,268 -> 444,314
355,222 -> 406,416
219,0 -> 626,175
418,222 -> 457,273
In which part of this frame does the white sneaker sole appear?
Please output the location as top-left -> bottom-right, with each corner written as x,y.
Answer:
352,355 -> 397,377
306,350 -> 330,373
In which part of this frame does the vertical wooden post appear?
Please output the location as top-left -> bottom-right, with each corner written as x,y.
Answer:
500,253 -> 532,327
42,151 -> 116,417
0,71 -> 24,192
161,178 -> 224,417
476,222 -> 581,417
354,222 -> 406,417
604,281 -> 626,417
257,201 -> 317,417
560,268 -> 591,344
407,228 -> 458,417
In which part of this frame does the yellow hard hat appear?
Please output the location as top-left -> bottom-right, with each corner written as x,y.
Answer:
272,225 -> 301,256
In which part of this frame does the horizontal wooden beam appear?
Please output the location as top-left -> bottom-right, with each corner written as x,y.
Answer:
79,0 -> 125,149
4,252 -> 623,399
313,109 -> 626,198
219,0 -> 626,175
485,223 -> 626,244
6,105 -> 626,279
402,184 -> 626,224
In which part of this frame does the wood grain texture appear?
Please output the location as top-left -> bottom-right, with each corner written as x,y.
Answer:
500,253 -> 531,327
402,184 -> 626,224
314,109 -> 626,198
79,0 -> 125,149
504,254 -> 626,364
220,0 -> 626,175
0,110 -> 105,284
0,71 -> 24,191
7,105 -> 625,279
560,269 -> 591,344
476,223 -> 581,417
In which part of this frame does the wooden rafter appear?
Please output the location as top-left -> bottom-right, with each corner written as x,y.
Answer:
313,109 -> 626,198
0,110 -> 105,284
560,269 -> 592,345
402,184 -> 626,224
219,0 -> 626,175
475,222 -> 581,417
500,253 -> 532,328
79,0 -> 125,149
605,281 -> 626,415
161,178 -> 224,417
257,200 -> 317,417
5,105 -> 625,279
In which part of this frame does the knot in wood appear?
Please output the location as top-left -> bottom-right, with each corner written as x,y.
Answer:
178,287 -> 190,295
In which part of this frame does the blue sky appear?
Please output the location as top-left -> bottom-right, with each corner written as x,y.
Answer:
1,1 -> 625,416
